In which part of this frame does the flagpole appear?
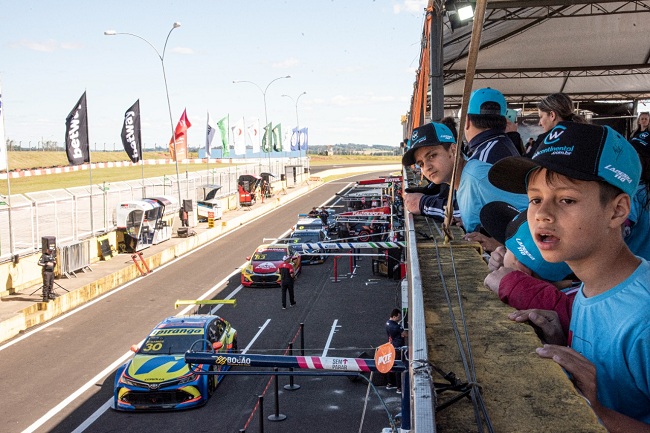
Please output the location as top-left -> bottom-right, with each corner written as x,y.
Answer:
104,22 -> 183,207
0,81 -> 14,258
87,90 -> 94,236
206,110 -> 210,178
282,91 -> 306,163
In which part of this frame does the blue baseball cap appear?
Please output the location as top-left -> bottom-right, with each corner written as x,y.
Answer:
505,108 -> 518,123
480,201 -> 573,282
402,122 -> 456,166
488,122 -> 641,197
467,87 -> 507,116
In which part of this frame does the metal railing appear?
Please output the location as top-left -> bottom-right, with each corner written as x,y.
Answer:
0,158 -> 307,262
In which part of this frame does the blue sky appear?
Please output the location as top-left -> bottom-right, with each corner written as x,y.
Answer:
1,0 -> 429,151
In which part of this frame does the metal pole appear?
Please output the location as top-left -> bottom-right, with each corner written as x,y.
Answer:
282,91 -> 306,160
300,323 -> 305,356
267,367 -> 287,421
258,395 -> 264,433
284,342 -> 301,391
233,76 -> 291,172
104,22 -> 183,207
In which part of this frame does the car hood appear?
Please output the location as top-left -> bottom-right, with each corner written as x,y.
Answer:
127,354 -> 190,383
251,261 -> 281,273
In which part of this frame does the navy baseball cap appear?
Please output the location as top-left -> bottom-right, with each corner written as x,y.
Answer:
488,122 -> 641,197
467,88 -> 506,116
480,201 -> 573,282
630,131 -> 650,158
402,122 -> 456,167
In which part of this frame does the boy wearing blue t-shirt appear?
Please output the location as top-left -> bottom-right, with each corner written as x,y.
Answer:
489,122 -> 650,430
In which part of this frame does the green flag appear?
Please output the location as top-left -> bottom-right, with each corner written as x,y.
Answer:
217,116 -> 229,157
262,122 -> 272,152
272,124 -> 282,152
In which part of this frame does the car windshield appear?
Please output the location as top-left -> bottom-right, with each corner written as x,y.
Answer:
295,220 -> 323,231
289,232 -> 320,243
139,327 -> 207,355
253,250 -> 287,261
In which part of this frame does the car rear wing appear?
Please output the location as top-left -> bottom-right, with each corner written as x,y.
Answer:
175,299 -> 237,309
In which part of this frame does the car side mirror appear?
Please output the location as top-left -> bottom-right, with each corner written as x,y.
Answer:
212,341 -> 223,351
246,256 -> 251,261
130,344 -> 139,353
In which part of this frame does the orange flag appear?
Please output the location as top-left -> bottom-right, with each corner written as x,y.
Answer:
169,109 -> 192,161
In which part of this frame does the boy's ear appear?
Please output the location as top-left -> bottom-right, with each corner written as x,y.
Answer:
610,193 -> 631,227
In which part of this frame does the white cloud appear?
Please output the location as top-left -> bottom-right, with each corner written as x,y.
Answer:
331,95 -> 360,106
171,47 -> 194,55
272,57 -> 300,69
393,0 -> 428,14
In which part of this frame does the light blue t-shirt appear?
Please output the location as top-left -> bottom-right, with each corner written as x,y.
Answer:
624,183 -> 650,260
457,159 -> 529,233
569,259 -> 650,422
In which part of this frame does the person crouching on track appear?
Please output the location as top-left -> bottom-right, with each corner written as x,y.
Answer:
279,261 -> 296,309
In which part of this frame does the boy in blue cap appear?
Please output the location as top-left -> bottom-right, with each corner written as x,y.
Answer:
403,121 -> 528,238
489,121 -> 650,430
464,87 -> 520,164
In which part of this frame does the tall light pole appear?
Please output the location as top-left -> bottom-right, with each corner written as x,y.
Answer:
233,75 -> 291,172
104,22 -> 183,207
282,91 -> 306,159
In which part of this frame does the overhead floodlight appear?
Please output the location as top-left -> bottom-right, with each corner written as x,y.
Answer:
457,4 -> 474,21
445,0 -> 475,31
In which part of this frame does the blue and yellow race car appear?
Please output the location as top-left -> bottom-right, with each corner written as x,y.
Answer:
113,315 -> 237,411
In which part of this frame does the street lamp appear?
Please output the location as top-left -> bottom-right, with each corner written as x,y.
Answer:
282,91 -> 306,159
233,75 -> 291,171
104,22 -> 183,206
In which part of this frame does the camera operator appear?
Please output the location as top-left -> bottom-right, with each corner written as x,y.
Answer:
38,248 -> 57,302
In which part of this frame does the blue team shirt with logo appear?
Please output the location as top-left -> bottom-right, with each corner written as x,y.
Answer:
457,159 -> 529,233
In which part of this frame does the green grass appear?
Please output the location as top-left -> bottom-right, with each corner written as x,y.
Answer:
0,151 -> 400,195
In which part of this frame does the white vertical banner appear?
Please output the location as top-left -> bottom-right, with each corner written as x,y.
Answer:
231,117 -> 246,155
247,117 -> 260,154
206,111 -> 216,159
0,82 -> 6,170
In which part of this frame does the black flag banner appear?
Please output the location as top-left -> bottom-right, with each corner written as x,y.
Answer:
65,91 -> 90,166
121,100 -> 142,163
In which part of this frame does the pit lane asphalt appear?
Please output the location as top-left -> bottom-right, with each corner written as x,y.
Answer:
0,169 -> 405,433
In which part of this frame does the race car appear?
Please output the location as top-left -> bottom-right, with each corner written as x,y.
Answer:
287,229 -> 329,264
241,243 -> 302,287
113,314 -> 237,411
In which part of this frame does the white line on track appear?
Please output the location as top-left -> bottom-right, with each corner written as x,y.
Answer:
21,268 -> 245,433
241,319 -> 271,355
18,175 -> 368,432
321,319 -> 340,357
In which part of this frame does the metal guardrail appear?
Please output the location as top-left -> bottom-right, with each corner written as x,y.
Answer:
404,171 -> 437,432
58,238 -> 93,278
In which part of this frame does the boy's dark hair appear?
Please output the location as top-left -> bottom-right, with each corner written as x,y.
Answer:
440,116 -> 458,141
538,170 -> 624,205
467,102 -> 507,130
390,308 -> 401,318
